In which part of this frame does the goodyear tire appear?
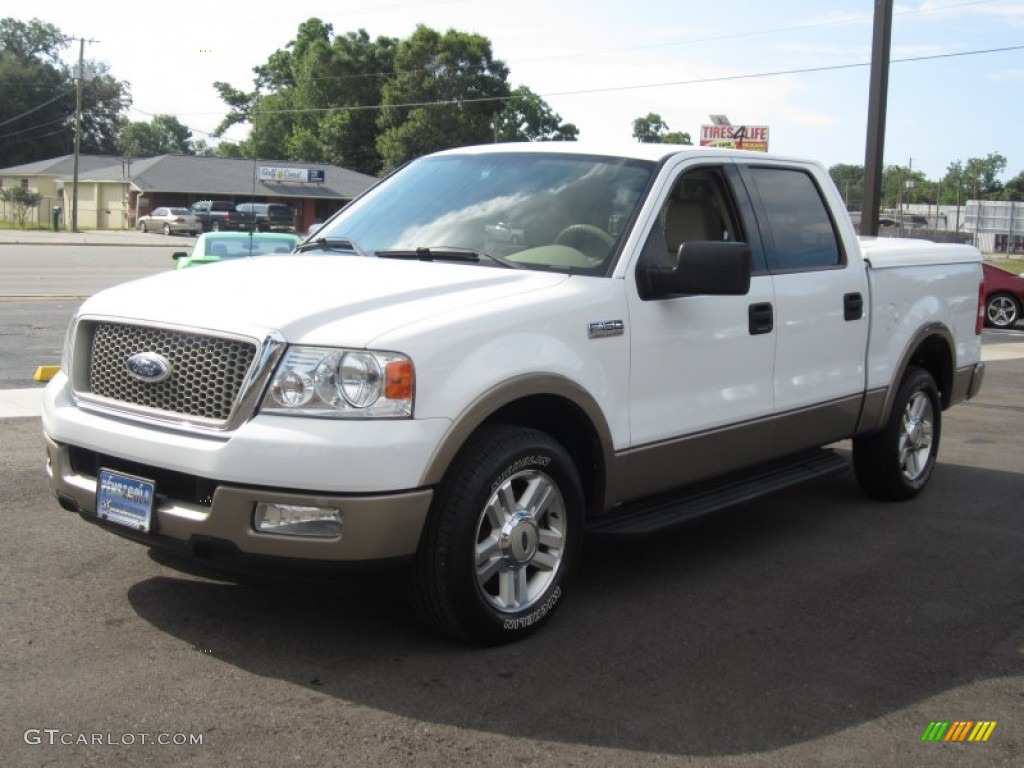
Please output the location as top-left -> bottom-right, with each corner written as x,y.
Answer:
853,366 -> 941,500
412,425 -> 583,645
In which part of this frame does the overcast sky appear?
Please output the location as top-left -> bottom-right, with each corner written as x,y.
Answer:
21,0 -> 1024,180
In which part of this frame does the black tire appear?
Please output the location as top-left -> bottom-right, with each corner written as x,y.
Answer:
163,223 -> 171,236
211,221 -> 221,232
139,222 -> 147,233
985,292 -> 1020,329
853,366 -> 941,500
411,424 -> 583,645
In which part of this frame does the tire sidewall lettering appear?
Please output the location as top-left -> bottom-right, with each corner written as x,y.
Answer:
490,454 -> 551,492
502,586 -> 562,631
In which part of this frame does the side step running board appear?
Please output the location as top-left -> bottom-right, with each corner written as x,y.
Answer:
587,448 -> 849,536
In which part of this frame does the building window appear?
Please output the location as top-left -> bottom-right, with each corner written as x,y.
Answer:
21,179 -> 29,190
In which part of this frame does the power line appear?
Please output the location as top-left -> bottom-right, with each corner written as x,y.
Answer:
284,0 -> 1004,86
206,43 -> 1024,118
0,88 -> 74,128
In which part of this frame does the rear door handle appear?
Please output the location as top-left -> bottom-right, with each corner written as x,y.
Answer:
749,302 -> 773,335
844,292 -> 864,321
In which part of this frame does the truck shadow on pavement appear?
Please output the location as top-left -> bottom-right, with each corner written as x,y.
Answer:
126,462 -> 1024,757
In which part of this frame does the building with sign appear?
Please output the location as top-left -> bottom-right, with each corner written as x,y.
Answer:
0,153 -> 379,232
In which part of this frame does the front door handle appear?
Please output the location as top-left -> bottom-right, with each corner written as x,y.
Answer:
749,302 -> 773,335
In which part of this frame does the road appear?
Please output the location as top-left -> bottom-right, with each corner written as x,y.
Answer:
1,239 -> 1022,766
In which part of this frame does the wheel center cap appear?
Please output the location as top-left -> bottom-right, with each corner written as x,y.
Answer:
500,512 -> 539,564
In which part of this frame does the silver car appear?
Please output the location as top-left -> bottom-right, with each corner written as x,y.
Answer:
137,207 -> 201,236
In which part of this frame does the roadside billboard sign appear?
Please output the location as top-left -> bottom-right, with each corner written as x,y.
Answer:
699,124 -> 770,152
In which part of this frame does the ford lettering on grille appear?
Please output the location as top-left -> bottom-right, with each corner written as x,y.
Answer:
126,352 -> 172,383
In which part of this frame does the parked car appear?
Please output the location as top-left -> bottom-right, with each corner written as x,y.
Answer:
171,232 -> 301,269
234,202 -> 295,232
189,200 -> 241,232
982,262 -> 1024,328
138,207 -> 200,236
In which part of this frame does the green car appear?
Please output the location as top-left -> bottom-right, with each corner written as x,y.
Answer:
172,232 -> 301,269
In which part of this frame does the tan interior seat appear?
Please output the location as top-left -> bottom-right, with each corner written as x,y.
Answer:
664,199 -> 722,257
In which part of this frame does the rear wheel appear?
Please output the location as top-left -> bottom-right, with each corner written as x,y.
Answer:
211,221 -> 221,232
986,292 -> 1020,329
853,366 -> 941,500
411,425 -> 582,645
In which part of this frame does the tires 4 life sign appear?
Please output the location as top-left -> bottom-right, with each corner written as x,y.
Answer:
700,124 -> 770,152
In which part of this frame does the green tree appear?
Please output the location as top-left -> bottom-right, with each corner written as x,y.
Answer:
1002,170 -> 1024,202
117,114 -> 194,156
214,20 -> 397,175
0,17 -> 130,167
880,164 -> 929,209
376,25 -> 510,172
1,185 -> 44,226
495,86 -> 578,142
828,163 -> 864,210
631,113 -> 691,145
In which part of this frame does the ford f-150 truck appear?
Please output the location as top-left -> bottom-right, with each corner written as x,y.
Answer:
42,143 -> 986,645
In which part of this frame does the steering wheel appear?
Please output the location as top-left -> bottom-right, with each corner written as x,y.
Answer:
554,224 -> 616,262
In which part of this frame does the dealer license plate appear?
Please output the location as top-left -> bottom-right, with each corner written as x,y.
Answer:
97,468 -> 155,533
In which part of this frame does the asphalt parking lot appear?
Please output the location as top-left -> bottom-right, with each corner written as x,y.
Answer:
1,233 -> 1022,766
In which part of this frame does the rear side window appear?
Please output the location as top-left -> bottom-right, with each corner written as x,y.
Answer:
747,168 -> 842,271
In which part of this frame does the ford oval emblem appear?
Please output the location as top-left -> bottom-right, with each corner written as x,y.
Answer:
126,352 -> 172,383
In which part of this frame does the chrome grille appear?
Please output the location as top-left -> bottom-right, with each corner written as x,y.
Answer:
86,322 -> 259,422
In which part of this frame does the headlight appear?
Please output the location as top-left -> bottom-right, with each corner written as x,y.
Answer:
261,346 -> 413,418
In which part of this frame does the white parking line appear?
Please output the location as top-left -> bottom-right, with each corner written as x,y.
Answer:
0,388 -> 44,419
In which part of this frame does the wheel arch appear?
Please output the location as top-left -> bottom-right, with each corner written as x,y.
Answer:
420,374 -> 613,519
870,323 -> 955,432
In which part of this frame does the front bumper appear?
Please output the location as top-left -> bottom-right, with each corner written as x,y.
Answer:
44,432 -> 432,565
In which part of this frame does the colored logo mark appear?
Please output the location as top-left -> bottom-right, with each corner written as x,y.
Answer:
921,721 -> 997,742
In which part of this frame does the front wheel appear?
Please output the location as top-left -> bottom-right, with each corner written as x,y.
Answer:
139,222 -> 147,233
986,293 -> 1021,329
853,366 -> 941,500
211,221 -> 221,232
411,425 -> 583,645
163,223 -> 171,236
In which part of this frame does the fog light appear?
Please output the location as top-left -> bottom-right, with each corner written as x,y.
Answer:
254,503 -> 342,537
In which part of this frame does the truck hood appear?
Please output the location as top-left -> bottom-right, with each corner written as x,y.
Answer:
77,255 -> 570,347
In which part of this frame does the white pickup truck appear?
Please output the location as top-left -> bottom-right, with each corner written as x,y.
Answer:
42,143 -> 986,645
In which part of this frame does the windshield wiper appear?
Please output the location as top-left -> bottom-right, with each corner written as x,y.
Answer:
375,247 -> 520,269
295,237 -> 367,257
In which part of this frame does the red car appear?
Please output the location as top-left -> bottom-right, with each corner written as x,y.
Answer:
982,262 -> 1024,329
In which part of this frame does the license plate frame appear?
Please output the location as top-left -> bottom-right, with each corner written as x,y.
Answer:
97,468 -> 155,533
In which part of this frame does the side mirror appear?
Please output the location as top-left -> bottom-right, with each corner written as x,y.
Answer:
171,251 -> 187,260
638,240 -> 752,299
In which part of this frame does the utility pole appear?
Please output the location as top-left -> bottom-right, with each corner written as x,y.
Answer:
861,0 -> 894,236
69,37 -> 98,233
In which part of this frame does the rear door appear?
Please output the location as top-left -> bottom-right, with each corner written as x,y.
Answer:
737,162 -> 869,452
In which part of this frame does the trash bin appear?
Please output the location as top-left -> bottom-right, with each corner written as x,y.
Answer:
51,206 -> 62,231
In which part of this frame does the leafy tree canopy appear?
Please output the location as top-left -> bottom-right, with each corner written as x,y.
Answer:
117,114 -> 193,156
0,17 -> 130,167
631,113 -> 691,145
213,20 -> 579,174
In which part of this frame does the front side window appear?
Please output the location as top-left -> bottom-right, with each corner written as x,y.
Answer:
315,152 -> 655,274
747,168 -> 842,271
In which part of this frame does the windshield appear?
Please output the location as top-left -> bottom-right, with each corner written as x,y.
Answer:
315,152 -> 655,274
204,236 -> 297,259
